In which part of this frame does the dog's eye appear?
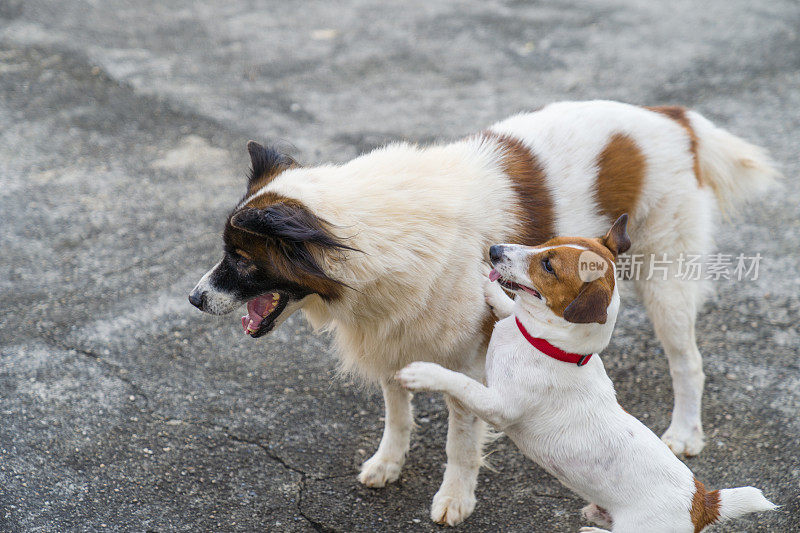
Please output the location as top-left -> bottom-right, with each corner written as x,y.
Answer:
230,251 -> 252,269
542,257 -> 554,274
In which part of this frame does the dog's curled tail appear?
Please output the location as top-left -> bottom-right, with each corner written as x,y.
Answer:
692,479 -> 777,531
688,110 -> 781,213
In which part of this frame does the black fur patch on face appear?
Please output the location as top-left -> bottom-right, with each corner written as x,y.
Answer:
209,248 -> 312,303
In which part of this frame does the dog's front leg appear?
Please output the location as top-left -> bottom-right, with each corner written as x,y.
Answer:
396,362 -> 497,526
396,362 -> 517,429
484,276 -> 514,319
358,378 -> 413,487
431,394 -> 484,526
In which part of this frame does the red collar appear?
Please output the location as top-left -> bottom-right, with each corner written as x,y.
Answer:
515,317 -> 593,367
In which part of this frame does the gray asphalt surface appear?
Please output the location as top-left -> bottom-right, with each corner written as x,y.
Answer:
1,1 -> 798,531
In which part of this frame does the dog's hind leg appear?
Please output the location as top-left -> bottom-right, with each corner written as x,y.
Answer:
632,181 -> 714,456
636,263 -> 709,456
430,395 -> 485,526
358,379 -> 413,487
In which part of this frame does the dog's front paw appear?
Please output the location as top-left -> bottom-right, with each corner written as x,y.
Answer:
431,486 -> 476,526
483,277 -> 504,307
483,276 -> 514,318
358,453 -> 403,488
661,423 -> 705,456
395,362 -> 449,392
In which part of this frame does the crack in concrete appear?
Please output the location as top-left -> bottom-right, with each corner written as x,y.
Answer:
212,424 -> 345,532
44,337 -> 349,530
42,335 -> 154,409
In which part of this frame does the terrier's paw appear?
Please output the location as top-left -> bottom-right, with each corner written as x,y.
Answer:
395,362 -> 448,392
484,277 -> 506,307
431,486 -> 476,526
662,423 -> 705,456
358,453 -> 403,488
483,276 -> 514,318
579,527 -> 611,533
581,503 -> 613,528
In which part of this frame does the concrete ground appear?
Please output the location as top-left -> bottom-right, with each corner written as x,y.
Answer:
1,0 -> 798,531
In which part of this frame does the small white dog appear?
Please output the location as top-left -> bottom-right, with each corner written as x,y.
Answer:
396,215 -> 775,532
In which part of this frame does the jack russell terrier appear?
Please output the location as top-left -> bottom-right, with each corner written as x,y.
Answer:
396,215 -> 775,532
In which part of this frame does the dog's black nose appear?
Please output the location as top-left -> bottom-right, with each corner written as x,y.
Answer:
188,290 -> 206,310
489,245 -> 504,264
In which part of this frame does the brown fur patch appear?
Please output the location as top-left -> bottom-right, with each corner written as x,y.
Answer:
247,164 -> 296,197
524,236 -> 616,322
243,190 -> 289,210
595,133 -> 646,220
483,131 -> 556,247
690,478 -> 721,533
235,248 -> 253,260
645,106 -> 702,186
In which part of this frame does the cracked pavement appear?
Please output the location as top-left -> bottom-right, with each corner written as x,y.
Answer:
1,1 -> 798,531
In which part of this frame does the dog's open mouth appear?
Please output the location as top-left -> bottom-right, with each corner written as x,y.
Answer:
489,269 -> 542,299
241,292 -> 288,338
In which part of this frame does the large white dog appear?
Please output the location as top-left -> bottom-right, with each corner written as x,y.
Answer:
190,101 -> 777,525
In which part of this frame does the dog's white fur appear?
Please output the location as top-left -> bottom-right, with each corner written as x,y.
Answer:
396,246 -> 776,532
236,101 -> 778,524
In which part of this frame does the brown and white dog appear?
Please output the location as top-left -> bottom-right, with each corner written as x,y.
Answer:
396,216 -> 776,532
189,101 -> 778,525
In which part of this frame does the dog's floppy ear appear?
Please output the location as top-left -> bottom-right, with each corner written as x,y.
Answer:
562,280 -> 612,324
601,213 -> 631,257
231,201 -> 355,250
231,203 -> 338,246
246,141 -> 297,191
230,203 -> 357,278
230,205 -> 275,238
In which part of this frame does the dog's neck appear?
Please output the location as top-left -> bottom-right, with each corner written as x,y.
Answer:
513,288 -> 620,356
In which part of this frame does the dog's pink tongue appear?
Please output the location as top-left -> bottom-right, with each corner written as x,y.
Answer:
241,297 -> 269,334
247,298 -> 270,321
489,269 -> 501,282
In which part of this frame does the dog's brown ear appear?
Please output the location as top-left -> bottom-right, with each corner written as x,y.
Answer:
231,203 -> 358,251
230,203 -> 358,281
562,280 -> 612,324
601,213 -> 631,257
246,141 -> 297,193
